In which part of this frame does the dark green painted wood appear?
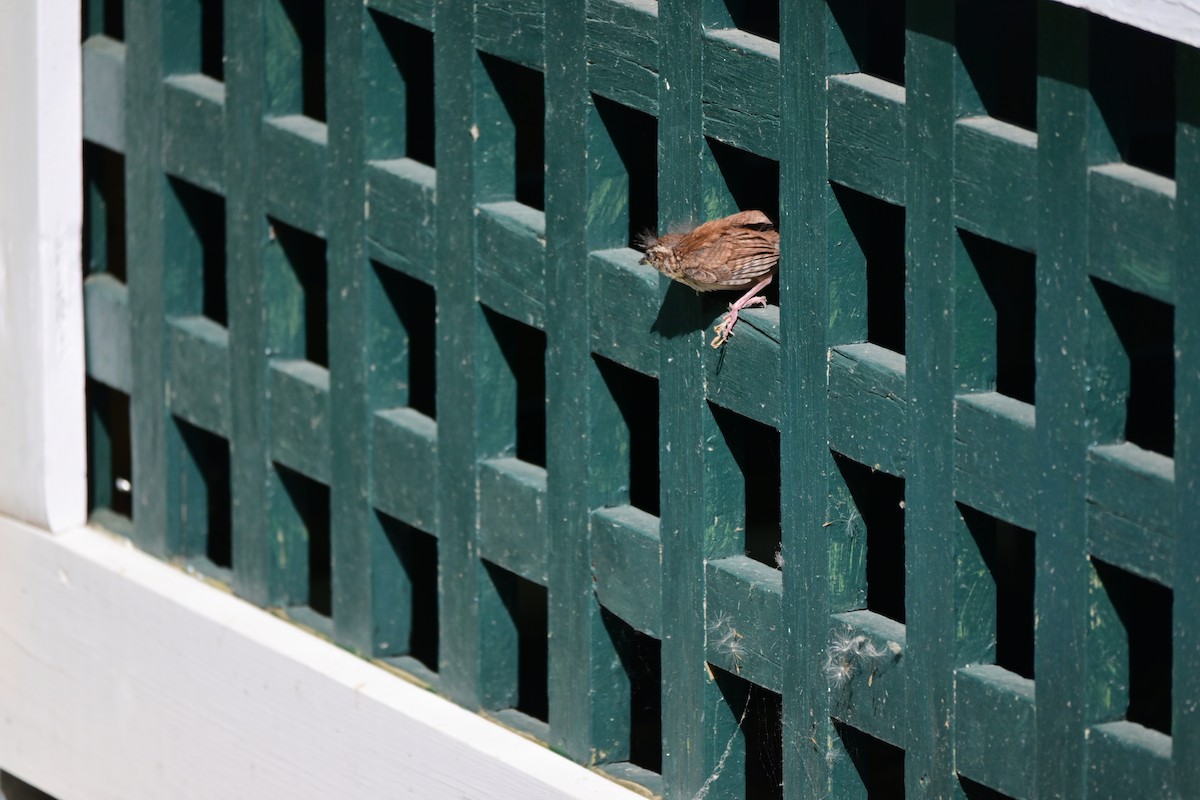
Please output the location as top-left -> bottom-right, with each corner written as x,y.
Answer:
268,361 -> 331,480
474,0 -> 544,70
125,0 -> 170,556
587,249 -> 663,377
365,160 -> 437,281
1087,164 -> 1175,304
586,0 -> 658,116
704,308 -> 781,427
432,0 -> 486,710
1035,6 -> 1091,798
262,117 -> 329,235
1086,443 -> 1174,586
828,344 -> 907,476
701,31 -> 779,159
658,0 -> 723,796
953,392 -> 1036,531
545,0 -> 623,763
161,75 -> 225,193
827,611 -> 907,748
704,557 -> 783,692
478,458 -> 548,583
953,117 -> 1038,252
780,0 -> 835,794
1174,43 -> 1200,794
828,74 -> 907,205
1088,722 -> 1171,799
167,317 -> 230,436
591,506 -> 662,637
370,408 -> 437,530
326,0 -> 373,654
475,202 -> 547,328
905,2 -> 958,797
226,0 -> 276,605
954,665 -> 1036,799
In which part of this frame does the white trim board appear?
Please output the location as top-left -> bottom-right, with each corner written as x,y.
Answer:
0,0 -> 85,532
0,515 -> 642,800
1054,0 -> 1200,48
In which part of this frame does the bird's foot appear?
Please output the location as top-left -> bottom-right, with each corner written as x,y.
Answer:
710,296 -> 767,348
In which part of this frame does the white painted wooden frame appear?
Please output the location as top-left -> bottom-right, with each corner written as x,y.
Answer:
2,0 -> 1199,798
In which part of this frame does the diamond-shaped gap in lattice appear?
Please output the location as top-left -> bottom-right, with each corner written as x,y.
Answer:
957,231 -> 1036,405
83,142 -> 127,281
830,183 -> 906,356
173,416 -> 232,573
481,306 -> 546,467
958,504 -> 1035,679
477,53 -> 545,211
600,607 -> 663,775
365,10 -> 435,166
162,0 -> 223,81
711,666 -> 783,800
369,262 -> 436,419
831,721 -> 905,798
1090,15 -> 1176,179
831,452 -> 906,624
709,403 -> 781,569
166,176 -> 227,327
593,355 -> 660,517
266,218 -> 328,368
827,0 -> 906,86
273,463 -> 332,619
86,378 -> 133,520
955,0 -> 1036,131
265,0 -> 326,122
589,94 -> 658,250
1090,277 -> 1174,457
1090,559 -> 1173,735
375,512 -> 439,675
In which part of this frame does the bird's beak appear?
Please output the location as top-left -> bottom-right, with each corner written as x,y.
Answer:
638,255 -> 648,265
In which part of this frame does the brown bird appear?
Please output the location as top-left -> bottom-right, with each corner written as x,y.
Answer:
637,210 -> 779,348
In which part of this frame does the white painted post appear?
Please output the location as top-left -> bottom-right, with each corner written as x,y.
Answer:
0,0 -> 86,532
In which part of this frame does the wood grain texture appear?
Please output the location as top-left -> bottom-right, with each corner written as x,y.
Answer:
954,116 -> 1039,252
701,30 -> 780,159
586,0 -> 658,116
954,665 -> 1036,799
828,73 -> 907,205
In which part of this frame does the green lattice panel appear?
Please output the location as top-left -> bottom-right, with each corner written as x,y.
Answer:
80,0 -> 1200,797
